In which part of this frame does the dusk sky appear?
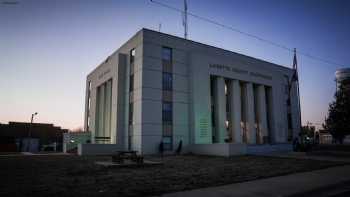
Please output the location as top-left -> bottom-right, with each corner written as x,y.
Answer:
0,0 -> 349,130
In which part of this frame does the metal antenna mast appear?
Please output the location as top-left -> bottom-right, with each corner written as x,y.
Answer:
182,0 -> 188,39
292,48 -> 302,137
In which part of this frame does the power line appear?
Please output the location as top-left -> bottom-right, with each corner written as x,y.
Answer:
149,0 -> 347,68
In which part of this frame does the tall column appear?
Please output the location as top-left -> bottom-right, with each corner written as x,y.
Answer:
214,77 -> 226,143
257,85 -> 268,144
266,87 -> 275,143
245,82 -> 256,144
229,80 -> 242,143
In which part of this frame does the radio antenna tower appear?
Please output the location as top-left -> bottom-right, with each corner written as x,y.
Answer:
182,0 -> 188,39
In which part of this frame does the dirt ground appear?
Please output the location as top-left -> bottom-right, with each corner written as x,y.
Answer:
0,154 -> 344,197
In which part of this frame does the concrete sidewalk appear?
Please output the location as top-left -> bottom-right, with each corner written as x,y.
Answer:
0,152 -> 70,157
255,151 -> 350,163
161,165 -> 350,197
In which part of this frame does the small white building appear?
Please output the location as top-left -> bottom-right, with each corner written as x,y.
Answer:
63,132 -> 91,153
83,28 -> 301,156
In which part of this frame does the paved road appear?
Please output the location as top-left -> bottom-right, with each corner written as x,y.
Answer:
291,180 -> 350,197
161,165 -> 350,197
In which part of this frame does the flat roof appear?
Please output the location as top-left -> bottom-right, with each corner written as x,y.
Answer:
88,28 -> 294,77
142,28 -> 293,71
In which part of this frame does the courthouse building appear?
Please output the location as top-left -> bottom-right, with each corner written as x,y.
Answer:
83,28 -> 301,155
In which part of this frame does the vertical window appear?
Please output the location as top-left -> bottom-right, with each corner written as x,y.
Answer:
129,48 -> 135,92
129,48 -> 135,127
162,47 -> 173,150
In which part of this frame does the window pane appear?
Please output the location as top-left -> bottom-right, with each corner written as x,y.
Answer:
162,90 -> 172,102
163,102 -> 172,111
163,112 -> 172,122
162,111 -> 172,122
163,137 -> 172,150
162,72 -> 172,90
163,137 -> 172,144
162,102 -> 172,122
163,123 -> 172,136
163,61 -> 172,72
162,47 -> 172,61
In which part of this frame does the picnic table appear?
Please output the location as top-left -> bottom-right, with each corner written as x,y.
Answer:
112,151 -> 144,164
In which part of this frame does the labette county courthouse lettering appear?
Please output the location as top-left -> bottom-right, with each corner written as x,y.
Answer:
209,64 -> 272,80
83,28 -> 300,156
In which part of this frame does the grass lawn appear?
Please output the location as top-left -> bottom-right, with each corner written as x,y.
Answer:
0,154 -> 344,197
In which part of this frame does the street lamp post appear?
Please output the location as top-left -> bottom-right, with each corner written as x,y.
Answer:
27,112 -> 38,152
28,112 -> 38,138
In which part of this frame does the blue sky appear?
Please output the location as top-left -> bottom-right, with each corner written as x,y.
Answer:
0,0 -> 349,130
